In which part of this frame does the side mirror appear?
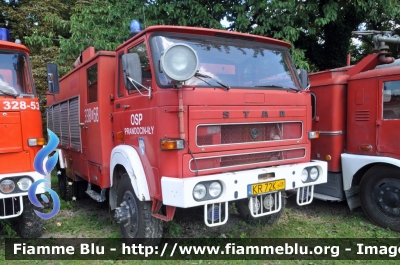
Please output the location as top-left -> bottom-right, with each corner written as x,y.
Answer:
46,63 -> 60,94
122,53 -> 142,90
298,69 -> 310,90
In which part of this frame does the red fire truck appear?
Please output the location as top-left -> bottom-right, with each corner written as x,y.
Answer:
46,22 -> 327,239
311,31 -> 400,231
0,28 -> 46,237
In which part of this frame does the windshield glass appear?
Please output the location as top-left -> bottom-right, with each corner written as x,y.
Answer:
0,51 -> 35,96
150,33 -> 300,90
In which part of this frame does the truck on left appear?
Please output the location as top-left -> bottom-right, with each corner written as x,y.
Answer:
0,28 -> 47,237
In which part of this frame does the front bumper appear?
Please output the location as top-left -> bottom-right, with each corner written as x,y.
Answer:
161,160 -> 327,208
0,171 -> 49,219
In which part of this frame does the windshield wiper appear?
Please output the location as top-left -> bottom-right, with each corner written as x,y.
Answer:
194,72 -> 230,91
0,89 -> 19,98
255,84 -> 299,92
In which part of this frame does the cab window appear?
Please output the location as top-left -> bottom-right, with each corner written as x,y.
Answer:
383,80 -> 400,119
87,64 -> 98,103
128,42 -> 152,94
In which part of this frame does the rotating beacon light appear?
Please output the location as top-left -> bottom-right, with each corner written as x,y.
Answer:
130,20 -> 142,38
0,28 -> 10,41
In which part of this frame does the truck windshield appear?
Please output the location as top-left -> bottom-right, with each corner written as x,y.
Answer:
0,51 -> 35,97
150,33 -> 300,90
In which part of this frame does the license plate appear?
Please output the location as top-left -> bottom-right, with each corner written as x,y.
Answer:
248,179 -> 286,196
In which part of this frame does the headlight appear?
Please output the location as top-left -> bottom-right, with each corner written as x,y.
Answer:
310,167 -> 319,181
0,179 -> 15,193
208,182 -> 222,198
17,177 -> 33,191
193,183 -> 207,200
301,169 -> 309,182
161,44 -> 199,82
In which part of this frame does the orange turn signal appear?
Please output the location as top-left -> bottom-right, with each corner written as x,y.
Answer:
28,137 -> 45,146
116,131 -> 124,143
160,139 -> 184,150
308,131 -> 319,139
359,144 -> 372,151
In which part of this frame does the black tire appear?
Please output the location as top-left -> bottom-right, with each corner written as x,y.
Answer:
58,170 -> 75,201
76,181 -> 88,200
236,191 -> 286,225
116,174 -> 163,240
360,165 -> 400,232
17,196 -> 44,238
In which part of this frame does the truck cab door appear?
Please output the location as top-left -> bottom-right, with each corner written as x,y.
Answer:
377,78 -> 400,157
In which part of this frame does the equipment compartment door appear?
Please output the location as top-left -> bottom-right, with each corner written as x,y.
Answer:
83,63 -> 102,164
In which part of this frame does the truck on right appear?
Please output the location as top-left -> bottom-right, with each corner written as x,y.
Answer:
310,30 -> 400,231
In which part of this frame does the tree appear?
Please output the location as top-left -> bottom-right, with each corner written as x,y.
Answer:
146,0 -> 230,29
27,0 -> 149,67
226,0 -> 400,70
1,0 -> 76,96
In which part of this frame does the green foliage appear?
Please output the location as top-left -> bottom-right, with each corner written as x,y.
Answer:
226,0 -> 400,70
167,220 -> 183,238
0,220 -> 18,239
146,0 -> 227,29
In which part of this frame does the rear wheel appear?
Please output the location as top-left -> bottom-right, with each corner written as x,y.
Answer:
236,191 -> 286,225
17,197 -> 44,238
116,174 -> 163,240
360,165 -> 400,231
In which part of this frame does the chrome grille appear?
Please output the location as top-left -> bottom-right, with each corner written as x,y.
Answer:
197,122 -> 302,146
190,148 -> 305,171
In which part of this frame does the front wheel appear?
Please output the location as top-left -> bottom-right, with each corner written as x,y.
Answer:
116,174 -> 163,239
17,197 -> 44,238
360,165 -> 400,231
235,191 -> 286,225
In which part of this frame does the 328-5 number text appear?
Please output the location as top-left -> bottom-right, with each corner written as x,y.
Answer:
2,101 -> 40,110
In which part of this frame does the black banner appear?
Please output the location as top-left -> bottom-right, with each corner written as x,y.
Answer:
3,238 -> 400,260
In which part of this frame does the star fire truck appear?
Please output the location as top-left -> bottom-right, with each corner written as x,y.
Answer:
46,21 -> 327,239
311,31 -> 400,231
0,28 -> 46,237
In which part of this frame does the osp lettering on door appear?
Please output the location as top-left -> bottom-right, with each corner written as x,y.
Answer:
125,113 -> 154,135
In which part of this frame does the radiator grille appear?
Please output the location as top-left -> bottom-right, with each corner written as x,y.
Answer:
0,196 -> 22,219
197,122 -> 302,146
190,148 -> 305,171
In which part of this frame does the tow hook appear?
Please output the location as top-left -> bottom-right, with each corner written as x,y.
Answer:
114,201 -> 131,223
